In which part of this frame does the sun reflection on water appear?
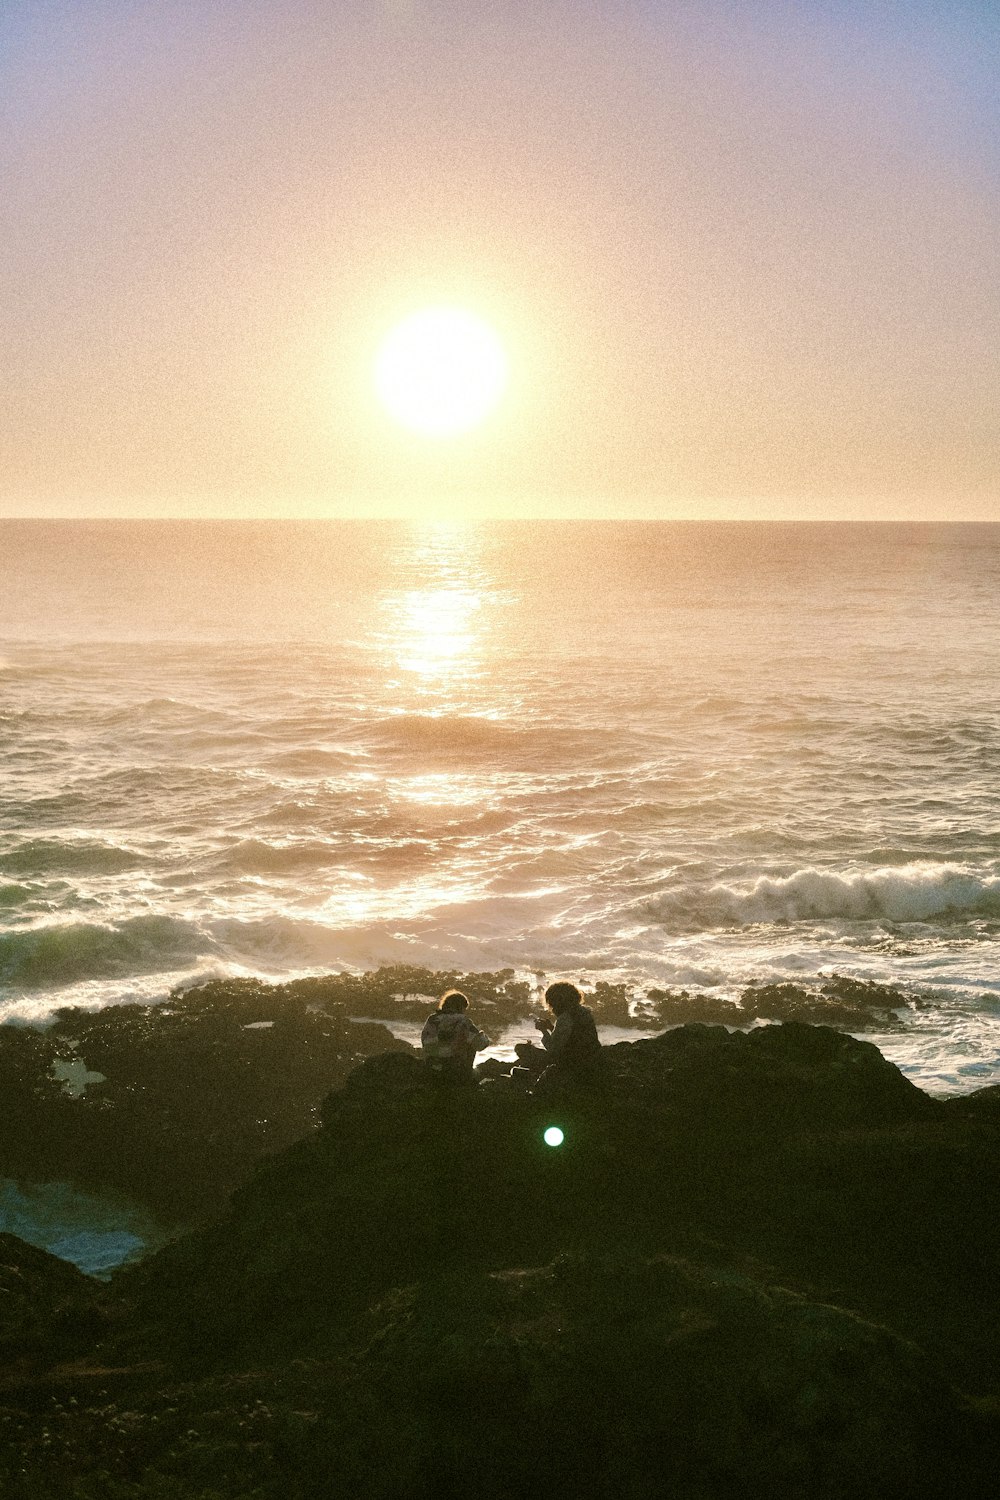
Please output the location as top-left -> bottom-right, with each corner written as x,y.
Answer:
390,772 -> 485,806
396,586 -> 481,677
377,521 -> 506,702
317,871 -> 485,927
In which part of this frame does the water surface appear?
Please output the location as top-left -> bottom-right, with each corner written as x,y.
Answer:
3,519 -> 1000,1093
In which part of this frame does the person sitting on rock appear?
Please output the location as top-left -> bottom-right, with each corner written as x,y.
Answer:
421,990 -> 491,1085
514,981 -> 604,1088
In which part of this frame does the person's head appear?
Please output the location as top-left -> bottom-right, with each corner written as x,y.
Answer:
544,981 -> 582,1015
438,989 -> 470,1014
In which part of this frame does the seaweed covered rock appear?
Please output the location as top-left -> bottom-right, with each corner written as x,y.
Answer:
738,975 -> 912,1029
203,965 -> 533,1024
0,987 -> 412,1220
647,974 -> 917,1031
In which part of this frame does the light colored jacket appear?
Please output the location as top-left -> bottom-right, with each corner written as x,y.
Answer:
421,1011 -> 490,1061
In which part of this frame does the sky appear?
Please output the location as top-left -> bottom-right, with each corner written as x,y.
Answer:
1,0 -> 997,520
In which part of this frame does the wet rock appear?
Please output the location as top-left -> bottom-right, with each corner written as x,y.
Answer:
646,988 -> 745,1025
741,976 -> 911,1030
0,989 -> 412,1220
336,1047 -> 426,1098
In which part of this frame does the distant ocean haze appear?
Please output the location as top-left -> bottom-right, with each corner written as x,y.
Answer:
2,519 -> 1000,1093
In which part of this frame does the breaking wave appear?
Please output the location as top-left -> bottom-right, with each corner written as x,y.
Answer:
0,915 -> 208,990
648,864 -> 1000,928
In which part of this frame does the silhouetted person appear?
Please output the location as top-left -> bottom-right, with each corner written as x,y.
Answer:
421,989 -> 491,1085
515,981 -> 604,1088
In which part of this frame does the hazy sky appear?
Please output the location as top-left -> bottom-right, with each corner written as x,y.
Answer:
1,0 -> 997,518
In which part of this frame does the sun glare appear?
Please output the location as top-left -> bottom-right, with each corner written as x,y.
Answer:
374,307 -> 508,437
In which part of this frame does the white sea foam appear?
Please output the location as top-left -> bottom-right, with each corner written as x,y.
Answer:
649,864 -> 1000,928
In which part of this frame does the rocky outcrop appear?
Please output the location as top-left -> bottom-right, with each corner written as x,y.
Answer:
0,1235 -> 106,1375
602,1019 -> 936,1127
340,1250 -> 990,1500
5,1246 -> 994,1500
122,1026 -> 993,1383
0,967 -> 925,1224
0,984 -> 411,1218
3,1020 -> 999,1498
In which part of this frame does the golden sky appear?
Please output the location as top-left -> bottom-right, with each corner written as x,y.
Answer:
1,1 -> 997,519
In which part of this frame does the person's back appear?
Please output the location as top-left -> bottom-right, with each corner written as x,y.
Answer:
558,1000 -> 602,1075
421,989 -> 490,1084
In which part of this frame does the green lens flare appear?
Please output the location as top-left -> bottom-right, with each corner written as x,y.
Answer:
543,1126 -> 565,1148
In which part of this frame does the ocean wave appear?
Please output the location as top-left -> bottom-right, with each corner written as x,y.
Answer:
374,713 -> 521,752
369,713 -> 591,766
265,747 -> 360,775
647,864 -> 1000,928
0,883 -> 37,908
208,915 -> 439,971
0,915 -> 208,990
0,838 -> 152,877
217,838 -> 344,875
102,697 -> 240,727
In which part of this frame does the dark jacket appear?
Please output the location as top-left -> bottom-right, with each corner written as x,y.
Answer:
541,1003 -> 603,1076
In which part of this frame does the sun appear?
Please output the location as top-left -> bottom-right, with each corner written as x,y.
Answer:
374,307 -> 508,437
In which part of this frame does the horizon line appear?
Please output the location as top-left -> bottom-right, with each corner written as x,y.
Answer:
0,513 -> 998,526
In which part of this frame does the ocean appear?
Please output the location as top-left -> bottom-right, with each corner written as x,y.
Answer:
3,518 -> 1000,1095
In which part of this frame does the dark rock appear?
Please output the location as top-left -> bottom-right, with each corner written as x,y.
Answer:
6,1249 -> 995,1499
0,988 -> 412,1220
474,1056 -> 514,1081
741,1020 -> 933,1124
587,981 -> 634,1025
608,1020 -> 933,1130
646,988 -> 746,1025
336,1046 -> 426,1098
118,1025 -> 971,1379
0,1234 -> 107,1370
0,967 -> 935,1229
948,1082 -> 1000,1114
4,1020 -> 1000,1498
338,1250 -> 987,1500
741,976 -> 911,1030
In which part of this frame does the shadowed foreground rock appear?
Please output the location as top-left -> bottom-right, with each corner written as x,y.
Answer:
2,1023 -> 999,1498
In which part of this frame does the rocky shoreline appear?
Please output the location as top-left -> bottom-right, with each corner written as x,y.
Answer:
0,966 -> 921,1225
1,985 -> 999,1497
